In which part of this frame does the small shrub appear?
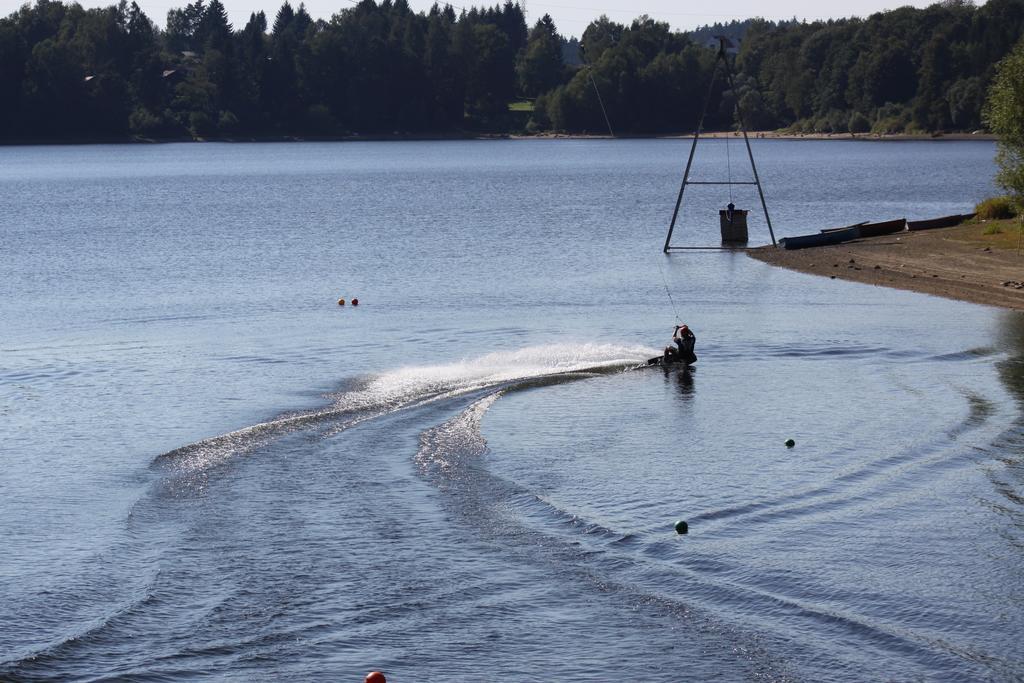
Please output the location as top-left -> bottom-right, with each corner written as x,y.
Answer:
188,111 -> 214,137
302,105 -> 336,135
983,224 -> 1004,235
975,196 -> 1018,220
128,107 -> 162,136
532,93 -> 551,129
784,119 -> 809,134
825,109 -> 849,133
871,117 -> 901,135
217,110 -> 239,135
872,102 -> 910,134
162,109 -> 189,136
848,111 -> 871,133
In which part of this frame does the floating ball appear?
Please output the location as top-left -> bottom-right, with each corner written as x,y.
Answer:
674,520 -> 689,535
785,439 -> 796,448
352,298 -> 360,306
365,672 -> 386,683
337,298 -> 346,306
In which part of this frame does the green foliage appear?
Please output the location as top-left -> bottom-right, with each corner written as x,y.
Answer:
827,112 -> 845,133
516,14 -> 563,97
738,1 -> 1024,135
983,224 -> 1004,234
188,109 -> 212,135
531,91 -> 550,128
466,23 -> 514,119
545,15 -> 714,133
217,108 -> 238,133
0,0 -> 533,139
579,14 -> 621,64
128,105 -> 161,135
1,0 -> 1023,139
947,77 -> 984,130
301,104 -> 334,135
986,37 -> 1024,199
198,0 -> 231,50
976,196 -> 1019,220
848,111 -> 870,133
871,102 -> 912,134
541,0 -> 1024,135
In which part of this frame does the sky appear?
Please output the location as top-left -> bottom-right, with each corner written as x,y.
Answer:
1,0 -> 944,38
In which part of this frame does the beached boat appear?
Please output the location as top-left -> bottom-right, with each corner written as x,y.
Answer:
780,226 -> 861,250
821,218 -> 905,237
858,218 -> 907,237
906,213 -> 975,231
820,221 -> 868,234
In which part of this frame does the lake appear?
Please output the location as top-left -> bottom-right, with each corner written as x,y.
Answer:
1,139 -> 1022,681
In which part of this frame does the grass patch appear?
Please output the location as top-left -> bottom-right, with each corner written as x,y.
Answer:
945,218 -> 1024,250
508,100 -> 535,113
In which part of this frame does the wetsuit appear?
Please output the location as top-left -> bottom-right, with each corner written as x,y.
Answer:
673,327 -> 697,364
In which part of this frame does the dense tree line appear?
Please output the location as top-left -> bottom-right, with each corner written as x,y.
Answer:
737,0 -> 1024,134
0,0 -> 1023,140
0,0 -> 537,139
532,16 -> 720,133
539,1 -> 1024,134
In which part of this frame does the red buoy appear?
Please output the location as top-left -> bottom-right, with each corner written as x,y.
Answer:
352,298 -> 360,306
365,672 -> 386,683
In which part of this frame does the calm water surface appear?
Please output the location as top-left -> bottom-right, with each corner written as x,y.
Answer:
1,140 -> 1022,681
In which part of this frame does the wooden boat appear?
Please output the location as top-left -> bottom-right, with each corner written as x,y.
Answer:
906,213 -> 975,231
820,221 -> 868,234
780,226 -> 861,250
858,218 -> 907,237
821,218 -> 905,237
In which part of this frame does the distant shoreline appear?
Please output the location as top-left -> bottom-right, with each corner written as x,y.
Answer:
519,131 -> 998,142
747,220 -> 1024,311
0,131 -> 998,146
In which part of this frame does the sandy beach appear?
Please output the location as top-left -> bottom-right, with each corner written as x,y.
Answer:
748,220 -> 1024,310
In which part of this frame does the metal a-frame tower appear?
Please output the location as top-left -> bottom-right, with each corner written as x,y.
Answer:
663,37 -> 777,252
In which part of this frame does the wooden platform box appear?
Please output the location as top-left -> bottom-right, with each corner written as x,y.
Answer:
719,209 -> 749,243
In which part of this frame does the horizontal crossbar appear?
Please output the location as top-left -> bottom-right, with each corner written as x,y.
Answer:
683,181 -> 759,185
665,246 -> 753,251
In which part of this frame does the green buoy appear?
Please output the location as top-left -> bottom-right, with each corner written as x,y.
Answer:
785,438 -> 796,448
674,520 -> 689,535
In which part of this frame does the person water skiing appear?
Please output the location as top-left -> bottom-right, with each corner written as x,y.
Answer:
672,324 -> 697,364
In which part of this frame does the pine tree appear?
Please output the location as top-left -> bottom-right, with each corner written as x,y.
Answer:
272,1 -> 293,36
198,0 -> 231,51
516,14 -> 562,96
